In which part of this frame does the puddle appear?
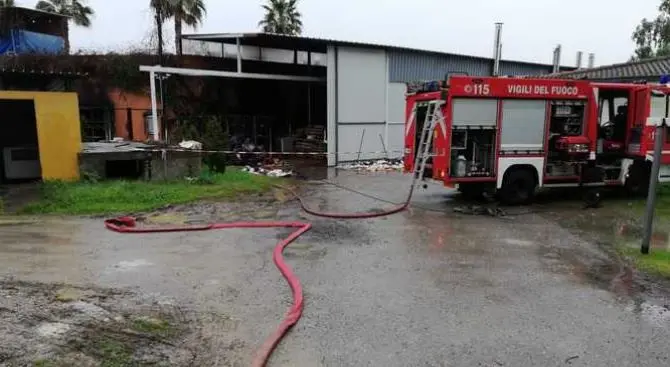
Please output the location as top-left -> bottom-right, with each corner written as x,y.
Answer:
626,301 -> 670,327
112,259 -> 153,272
502,238 -> 534,247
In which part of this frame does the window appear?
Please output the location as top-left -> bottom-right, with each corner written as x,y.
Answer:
80,107 -> 112,142
599,99 -> 609,126
500,99 -> 547,151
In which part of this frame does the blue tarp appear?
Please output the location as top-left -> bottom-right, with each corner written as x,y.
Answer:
0,29 -> 64,55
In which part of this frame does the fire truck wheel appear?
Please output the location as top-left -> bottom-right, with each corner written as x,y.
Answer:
625,161 -> 651,197
499,168 -> 536,205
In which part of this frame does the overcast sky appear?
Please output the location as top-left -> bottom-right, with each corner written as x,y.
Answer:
15,0 -> 664,66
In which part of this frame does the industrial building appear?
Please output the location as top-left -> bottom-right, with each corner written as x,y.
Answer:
543,55 -> 670,83
161,32 -> 576,167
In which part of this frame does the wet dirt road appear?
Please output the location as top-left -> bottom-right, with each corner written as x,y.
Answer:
1,171 -> 670,366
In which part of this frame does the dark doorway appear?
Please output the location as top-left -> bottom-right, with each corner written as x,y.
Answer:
0,99 -> 41,184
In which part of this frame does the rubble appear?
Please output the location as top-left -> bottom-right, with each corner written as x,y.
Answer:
337,159 -> 403,172
242,166 -> 293,177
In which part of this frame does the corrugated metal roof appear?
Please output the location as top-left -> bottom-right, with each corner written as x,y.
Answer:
183,32 -> 575,71
541,56 -> 670,81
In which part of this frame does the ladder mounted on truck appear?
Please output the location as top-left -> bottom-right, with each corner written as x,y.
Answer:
411,99 -> 445,186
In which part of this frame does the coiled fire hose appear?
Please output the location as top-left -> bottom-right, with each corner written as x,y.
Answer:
104,183 -> 417,367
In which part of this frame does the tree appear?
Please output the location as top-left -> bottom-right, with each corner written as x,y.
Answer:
0,0 -> 16,7
35,0 -> 94,54
631,1 -> 670,60
150,0 -> 206,56
258,0 -> 303,35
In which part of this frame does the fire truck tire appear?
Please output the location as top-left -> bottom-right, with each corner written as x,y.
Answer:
625,161 -> 651,197
499,168 -> 536,205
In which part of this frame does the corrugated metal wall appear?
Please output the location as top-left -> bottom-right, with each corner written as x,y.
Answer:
498,61 -> 552,76
388,50 -> 490,82
388,50 -> 553,82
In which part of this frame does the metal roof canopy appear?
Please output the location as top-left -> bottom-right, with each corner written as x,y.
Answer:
182,32 -> 571,70
139,64 -> 325,141
542,55 -> 670,81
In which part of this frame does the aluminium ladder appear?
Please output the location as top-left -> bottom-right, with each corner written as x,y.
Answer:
411,99 -> 445,186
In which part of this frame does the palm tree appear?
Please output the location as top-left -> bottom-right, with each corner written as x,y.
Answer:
35,0 -> 94,54
259,0 -> 303,35
0,0 -> 16,7
150,0 -> 206,56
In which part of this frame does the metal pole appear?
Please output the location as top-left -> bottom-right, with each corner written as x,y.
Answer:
236,37 -> 242,73
379,133 -> 388,159
150,71 -> 159,141
356,128 -> 366,162
492,22 -> 503,76
641,96 -> 669,254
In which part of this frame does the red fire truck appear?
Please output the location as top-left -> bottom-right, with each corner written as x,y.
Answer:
404,75 -> 670,204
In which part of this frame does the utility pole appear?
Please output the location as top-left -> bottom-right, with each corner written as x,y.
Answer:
641,91 -> 669,254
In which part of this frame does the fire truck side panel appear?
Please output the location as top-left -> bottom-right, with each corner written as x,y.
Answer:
445,76 -> 593,194
495,99 -> 548,188
499,99 -> 547,152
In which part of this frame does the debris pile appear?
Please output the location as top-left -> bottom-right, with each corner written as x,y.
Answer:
453,205 -> 506,217
294,125 -> 326,153
242,166 -> 293,177
338,159 -> 403,172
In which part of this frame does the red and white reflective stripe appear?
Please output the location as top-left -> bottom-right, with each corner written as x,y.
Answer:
404,103 -> 416,137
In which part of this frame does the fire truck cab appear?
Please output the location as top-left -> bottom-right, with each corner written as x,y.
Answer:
403,76 -> 670,204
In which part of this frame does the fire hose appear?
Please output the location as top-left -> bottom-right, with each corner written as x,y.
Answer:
104,183 -> 417,366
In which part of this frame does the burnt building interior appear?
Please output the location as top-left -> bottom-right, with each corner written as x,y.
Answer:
0,99 -> 41,184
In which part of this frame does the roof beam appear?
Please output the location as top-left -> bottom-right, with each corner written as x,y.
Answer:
138,65 -> 325,82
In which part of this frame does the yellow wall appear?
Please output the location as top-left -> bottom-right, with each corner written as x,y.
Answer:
0,91 -> 81,181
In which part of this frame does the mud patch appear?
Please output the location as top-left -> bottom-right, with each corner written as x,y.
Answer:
0,279 -> 197,366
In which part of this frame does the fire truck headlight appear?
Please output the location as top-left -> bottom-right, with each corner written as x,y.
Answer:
568,144 -> 589,153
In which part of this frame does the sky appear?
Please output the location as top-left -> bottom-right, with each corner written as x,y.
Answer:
14,0 -> 665,67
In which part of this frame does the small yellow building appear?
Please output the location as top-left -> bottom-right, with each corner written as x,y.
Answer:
0,91 -> 81,182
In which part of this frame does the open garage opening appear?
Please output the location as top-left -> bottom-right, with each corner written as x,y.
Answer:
159,74 -> 328,176
0,99 -> 41,184
219,78 -> 327,167
161,34 -> 330,175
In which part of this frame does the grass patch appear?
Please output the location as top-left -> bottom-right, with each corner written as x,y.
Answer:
96,339 -> 133,367
618,245 -> 670,278
18,169 -> 277,215
620,184 -> 670,222
131,317 -> 172,335
650,184 -> 670,220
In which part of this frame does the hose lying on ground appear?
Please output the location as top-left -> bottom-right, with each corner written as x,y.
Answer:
104,182 -> 416,367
